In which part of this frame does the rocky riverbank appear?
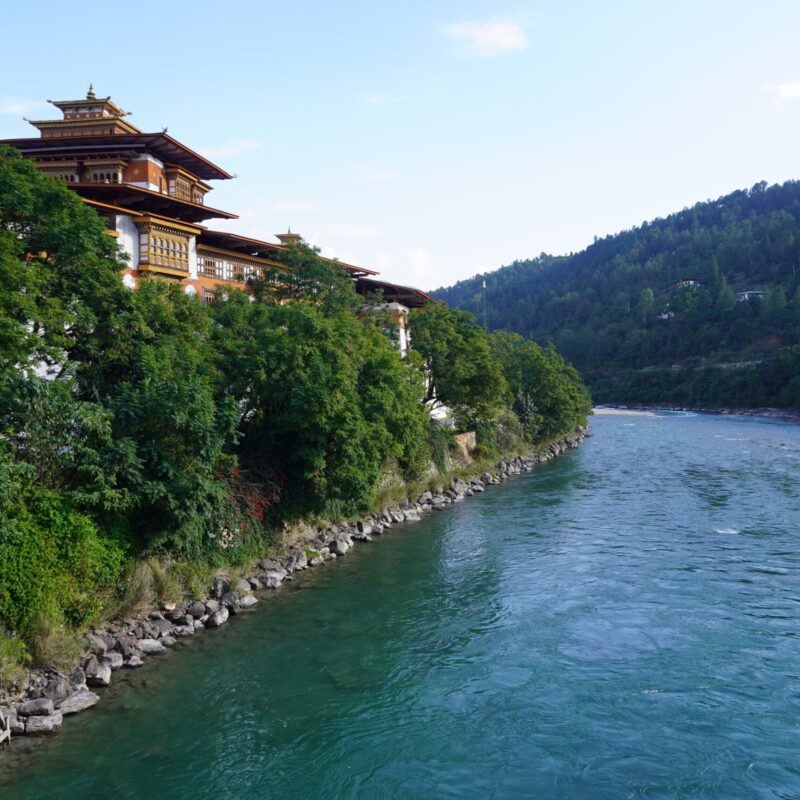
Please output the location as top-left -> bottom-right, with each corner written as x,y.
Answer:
0,427 -> 587,744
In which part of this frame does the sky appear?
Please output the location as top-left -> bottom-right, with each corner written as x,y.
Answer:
2,1 -> 800,290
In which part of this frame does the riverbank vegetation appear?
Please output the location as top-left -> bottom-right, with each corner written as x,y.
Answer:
0,146 -> 589,681
434,180 -> 800,409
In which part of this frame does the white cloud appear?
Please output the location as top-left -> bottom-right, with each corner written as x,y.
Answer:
362,94 -> 406,106
776,82 -> 800,102
399,246 -> 443,289
202,138 -> 260,158
441,19 -> 528,57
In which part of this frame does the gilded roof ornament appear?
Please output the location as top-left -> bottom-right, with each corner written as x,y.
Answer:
87,84 -> 96,100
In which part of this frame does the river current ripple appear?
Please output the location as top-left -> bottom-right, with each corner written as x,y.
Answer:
3,412 -> 800,799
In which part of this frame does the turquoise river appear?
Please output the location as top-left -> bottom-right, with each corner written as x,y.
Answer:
3,411 -> 800,799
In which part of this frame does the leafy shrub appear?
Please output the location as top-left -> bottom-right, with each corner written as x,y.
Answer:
0,490 -> 126,639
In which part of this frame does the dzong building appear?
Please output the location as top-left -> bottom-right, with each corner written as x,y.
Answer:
1,86 -> 430,350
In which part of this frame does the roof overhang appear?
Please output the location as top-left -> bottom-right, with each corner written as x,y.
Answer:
355,277 -> 434,308
200,229 -> 379,275
70,183 -> 237,222
0,132 -> 232,180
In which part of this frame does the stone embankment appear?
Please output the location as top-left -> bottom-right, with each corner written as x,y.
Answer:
0,426 -> 587,743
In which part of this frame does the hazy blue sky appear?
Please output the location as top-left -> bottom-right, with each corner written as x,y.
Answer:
2,1 -> 799,289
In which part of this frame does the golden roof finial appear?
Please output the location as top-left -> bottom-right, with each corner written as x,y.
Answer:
87,83 -> 96,100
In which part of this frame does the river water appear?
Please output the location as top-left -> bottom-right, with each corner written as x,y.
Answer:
3,411 -> 800,799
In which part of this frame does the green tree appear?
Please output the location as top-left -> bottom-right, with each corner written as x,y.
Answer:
259,242 -> 358,313
0,145 -> 127,398
409,302 -> 506,425
490,332 -> 591,440
637,288 -> 655,326
765,286 -> 787,319
77,280 -> 241,554
211,293 -> 430,518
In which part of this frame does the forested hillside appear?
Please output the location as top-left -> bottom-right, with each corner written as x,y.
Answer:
434,181 -> 800,408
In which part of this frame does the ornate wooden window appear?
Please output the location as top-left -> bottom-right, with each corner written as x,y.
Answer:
197,247 -> 269,284
135,219 -> 195,274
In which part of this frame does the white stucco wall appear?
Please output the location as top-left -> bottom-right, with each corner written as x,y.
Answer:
115,214 -> 139,269
188,236 -> 198,279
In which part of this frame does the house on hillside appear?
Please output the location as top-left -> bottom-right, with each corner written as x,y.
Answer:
674,278 -> 702,289
736,290 -> 765,302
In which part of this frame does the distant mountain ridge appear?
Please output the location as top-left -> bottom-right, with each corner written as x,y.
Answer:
433,181 -> 800,409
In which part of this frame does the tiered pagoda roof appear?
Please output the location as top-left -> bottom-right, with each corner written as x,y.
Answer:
0,86 -> 431,306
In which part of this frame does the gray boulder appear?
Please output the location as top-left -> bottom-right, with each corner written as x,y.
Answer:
58,690 -> 100,715
113,634 -> 139,658
83,633 -> 108,654
205,607 -> 229,628
86,664 -> 111,687
151,618 -> 174,637
187,600 -> 207,618
25,711 -> 63,735
262,571 -> 285,589
164,604 -> 187,623
329,537 -> 350,556
42,676 -> 72,702
138,638 -> 166,654
124,656 -> 144,668
101,652 -> 124,670
204,599 -> 220,614
171,624 -> 195,638
18,698 -> 54,717
239,594 -> 258,609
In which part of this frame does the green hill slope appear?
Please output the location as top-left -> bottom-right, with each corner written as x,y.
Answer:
433,181 -> 800,409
